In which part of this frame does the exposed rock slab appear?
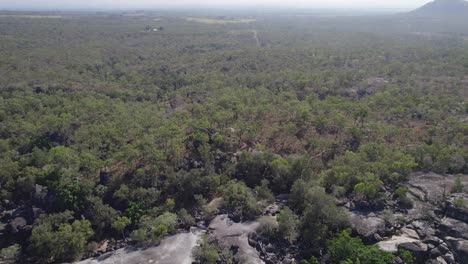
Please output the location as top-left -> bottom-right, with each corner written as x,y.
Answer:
400,227 -> 420,240
76,229 -> 202,264
445,237 -> 468,264
439,217 -> 468,240
347,211 -> 385,241
408,172 -> 468,205
209,214 -> 263,264
398,241 -> 429,261
377,235 -> 420,253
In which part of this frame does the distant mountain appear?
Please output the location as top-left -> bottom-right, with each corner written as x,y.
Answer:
411,0 -> 468,16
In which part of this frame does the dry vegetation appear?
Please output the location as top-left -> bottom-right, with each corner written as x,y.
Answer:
0,15 -> 63,18
184,17 -> 257,24
0,10 -> 467,264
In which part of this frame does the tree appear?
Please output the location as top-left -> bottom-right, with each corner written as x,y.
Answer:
178,208 -> 196,228
270,156 -> 293,193
299,186 -> 347,248
277,207 -> 299,243
166,170 -> 218,207
221,181 -> 261,221
113,184 -> 161,209
290,178 -> 308,209
328,229 -> 393,264
85,196 -> 118,235
254,179 -> 275,203
125,201 -> 146,224
29,212 -> 94,262
353,106 -> 368,128
354,182 -> 378,201
54,178 -> 90,211
193,234 -> 219,264
2,11 -> 468,262
112,216 -> 131,239
130,212 -> 178,244
235,151 -> 274,187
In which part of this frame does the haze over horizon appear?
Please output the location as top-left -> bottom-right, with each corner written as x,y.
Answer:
0,0 -> 436,11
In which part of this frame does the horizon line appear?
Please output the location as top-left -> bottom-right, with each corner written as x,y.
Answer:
0,6 -> 415,12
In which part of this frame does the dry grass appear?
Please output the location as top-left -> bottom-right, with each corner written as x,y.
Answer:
184,17 -> 256,24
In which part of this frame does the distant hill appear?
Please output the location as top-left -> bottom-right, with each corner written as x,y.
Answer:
411,0 -> 468,16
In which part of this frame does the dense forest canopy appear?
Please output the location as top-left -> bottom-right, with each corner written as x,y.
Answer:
0,8 -> 467,264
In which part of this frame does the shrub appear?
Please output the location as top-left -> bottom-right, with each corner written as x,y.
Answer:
258,216 -> 279,238
453,197 -> 465,208
130,212 -> 178,244
328,229 -> 394,264
394,187 -> 413,209
300,256 -> 320,264
254,179 -> 275,203
394,187 -> 408,200
277,207 -> 299,243
452,176 -> 464,193
354,182 -> 378,201
193,234 -> 219,264
221,181 -> 261,220
0,244 -> 21,263
300,186 -> 347,247
398,249 -> 415,264
178,208 -> 196,228
112,216 -> 131,238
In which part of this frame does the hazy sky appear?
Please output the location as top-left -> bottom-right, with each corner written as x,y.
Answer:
0,0 -> 433,10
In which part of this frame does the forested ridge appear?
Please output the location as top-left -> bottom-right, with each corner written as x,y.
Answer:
0,10 -> 467,264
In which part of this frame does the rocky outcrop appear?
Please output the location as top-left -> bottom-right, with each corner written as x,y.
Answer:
79,214 -> 268,264
77,228 -> 203,264
378,234 -> 420,253
439,217 -> 468,240
398,241 -> 429,262
0,206 -> 42,246
445,197 -> 468,223
209,214 -> 264,264
76,172 -> 468,264
348,211 -> 386,243
354,172 -> 468,264
445,237 -> 468,264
